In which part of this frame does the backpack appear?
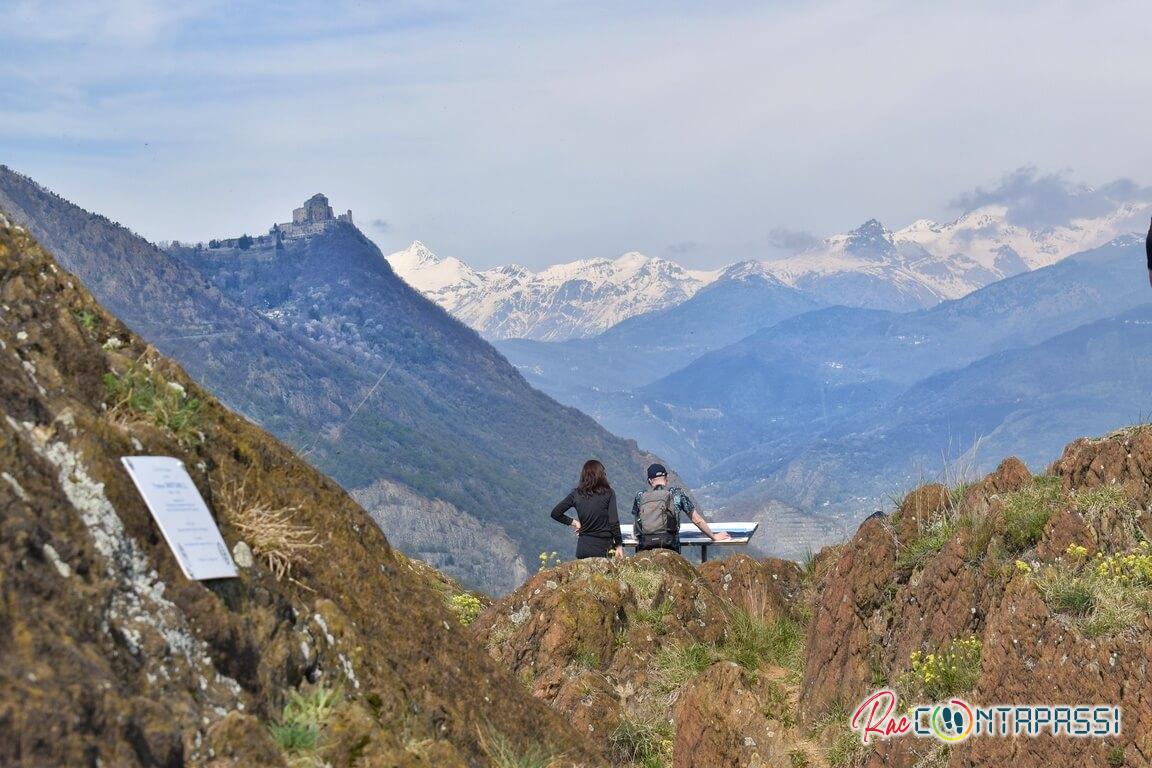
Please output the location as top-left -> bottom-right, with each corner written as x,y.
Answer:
635,488 -> 678,537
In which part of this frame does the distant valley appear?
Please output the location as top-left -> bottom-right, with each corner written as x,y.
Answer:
390,185 -> 1152,553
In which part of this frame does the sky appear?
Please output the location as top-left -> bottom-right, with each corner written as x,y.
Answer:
2,0 -> 1151,269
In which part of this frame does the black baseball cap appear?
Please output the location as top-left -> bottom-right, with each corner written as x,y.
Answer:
647,463 -> 668,480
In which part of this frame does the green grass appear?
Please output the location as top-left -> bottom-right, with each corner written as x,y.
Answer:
619,565 -> 664,603
1036,546 -> 1152,638
801,547 -> 818,582
269,721 -> 319,752
573,647 -> 601,670
653,643 -> 716,694
1046,575 -> 1095,616
610,713 -> 672,768
809,701 -> 869,768
1001,476 -> 1064,554
635,601 -> 672,634
898,517 -> 958,568
827,730 -> 867,768
1072,484 -> 1132,519
789,749 -> 811,768
949,482 -> 973,510
103,362 -> 203,445
761,678 -> 797,727
721,611 -> 805,677
481,730 -> 557,768
962,512 -> 997,563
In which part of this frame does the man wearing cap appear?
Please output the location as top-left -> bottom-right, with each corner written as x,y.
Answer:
632,463 -> 731,553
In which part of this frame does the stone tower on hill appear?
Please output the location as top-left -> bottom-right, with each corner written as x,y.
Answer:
277,193 -> 353,238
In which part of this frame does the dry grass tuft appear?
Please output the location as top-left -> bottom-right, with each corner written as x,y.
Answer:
217,477 -> 320,580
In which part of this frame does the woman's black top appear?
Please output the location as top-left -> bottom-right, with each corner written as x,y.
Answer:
550,488 -> 623,546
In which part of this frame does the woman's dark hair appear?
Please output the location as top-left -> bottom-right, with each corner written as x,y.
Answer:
577,459 -> 611,496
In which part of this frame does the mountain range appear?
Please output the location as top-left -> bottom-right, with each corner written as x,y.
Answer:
391,194 -> 1152,340
553,236 -> 1152,526
381,179 -> 1152,549
388,240 -> 716,341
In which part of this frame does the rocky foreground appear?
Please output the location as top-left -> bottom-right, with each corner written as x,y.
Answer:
471,447 -> 1152,767
3,213 -> 1152,767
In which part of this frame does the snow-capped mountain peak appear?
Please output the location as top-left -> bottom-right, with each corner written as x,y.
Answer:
387,241 -> 482,292
387,180 -> 1152,339
389,244 -> 720,341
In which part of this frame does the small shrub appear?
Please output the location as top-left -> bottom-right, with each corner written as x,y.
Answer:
1001,477 -> 1064,553
905,636 -> 981,701
537,551 -> 561,571
1107,745 -> 1126,766
270,684 -> 341,757
103,360 -> 203,445
449,592 -> 484,626
75,309 -> 99,331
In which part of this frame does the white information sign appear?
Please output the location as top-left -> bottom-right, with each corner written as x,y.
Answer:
121,456 -> 238,580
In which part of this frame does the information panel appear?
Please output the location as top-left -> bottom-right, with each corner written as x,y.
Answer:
121,456 -> 238,580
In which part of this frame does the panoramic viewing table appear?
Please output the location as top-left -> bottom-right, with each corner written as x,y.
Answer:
619,521 -> 760,562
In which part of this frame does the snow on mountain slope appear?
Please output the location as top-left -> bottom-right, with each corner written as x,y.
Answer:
390,190 -> 1152,337
387,240 -> 484,292
758,200 -> 1152,311
389,244 -> 719,340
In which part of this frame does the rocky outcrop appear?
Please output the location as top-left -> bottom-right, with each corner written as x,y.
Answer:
475,551 -> 823,767
800,514 -> 898,721
674,663 -> 797,768
0,220 -> 599,765
967,578 -> 1151,767
799,441 -> 1151,767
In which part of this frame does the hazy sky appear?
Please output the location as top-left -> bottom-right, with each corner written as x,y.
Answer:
3,0 -> 1151,269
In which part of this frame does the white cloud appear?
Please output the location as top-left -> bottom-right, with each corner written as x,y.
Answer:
2,0 -> 1151,267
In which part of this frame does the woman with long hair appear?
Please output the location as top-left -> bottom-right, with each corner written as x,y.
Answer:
550,459 -> 625,559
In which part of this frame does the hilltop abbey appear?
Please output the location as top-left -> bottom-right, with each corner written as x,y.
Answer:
276,193 -> 353,239
202,193 -> 353,250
